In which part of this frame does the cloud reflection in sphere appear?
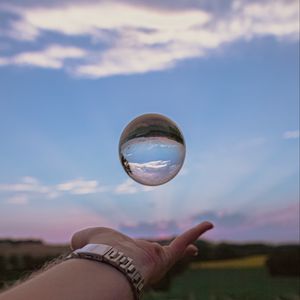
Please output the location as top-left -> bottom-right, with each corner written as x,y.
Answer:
119,113 -> 186,186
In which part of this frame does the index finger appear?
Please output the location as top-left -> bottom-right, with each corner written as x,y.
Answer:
167,222 -> 213,260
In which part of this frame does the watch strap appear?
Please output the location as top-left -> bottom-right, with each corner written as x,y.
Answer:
67,244 -> 144,299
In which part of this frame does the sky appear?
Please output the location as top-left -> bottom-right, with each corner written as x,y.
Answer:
0,0 -> 299,243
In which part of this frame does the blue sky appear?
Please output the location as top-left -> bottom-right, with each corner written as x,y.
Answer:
0,0 -> 299,243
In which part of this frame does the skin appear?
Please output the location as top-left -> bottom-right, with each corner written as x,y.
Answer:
0,222 -> 213,300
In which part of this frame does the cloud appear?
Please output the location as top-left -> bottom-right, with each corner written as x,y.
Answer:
0,176 -> 153,203
126,160 -> 181,186
0,176 -> 109,202
0,44 -> 86,69
226,202 -> 300,242
119,202 -> 299,242
130,160 -> 171,170
119,209 -> 248,238
4,17 -> 40,41
0,0 -> 298,78
249,202 -> 299,228
6,194 -> 29,205
283,130 -> 300,139
57,178 -> 104,195
0,57 -> 9,66
1,176 -> 298,242
115,179 -> 138,194
114,178 -> 153,194
0,176 -> 51,194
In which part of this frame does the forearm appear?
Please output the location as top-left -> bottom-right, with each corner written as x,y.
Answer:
0,259 -> 134,300
0,222 -> 213,300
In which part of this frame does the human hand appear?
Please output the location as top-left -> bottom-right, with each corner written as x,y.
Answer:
71,222 -> 213,286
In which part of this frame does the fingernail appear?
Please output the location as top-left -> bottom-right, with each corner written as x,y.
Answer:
205,222 -> 214,229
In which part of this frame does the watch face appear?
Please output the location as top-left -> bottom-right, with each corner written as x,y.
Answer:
77,244 -> 112,256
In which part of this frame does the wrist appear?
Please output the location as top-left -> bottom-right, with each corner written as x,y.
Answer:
87,238 -> 155,285
68,243 -> 145,299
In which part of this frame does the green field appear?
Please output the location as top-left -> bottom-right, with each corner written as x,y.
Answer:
1,242 -> 299,300
191,255 -> 267,269
145,268 -> 300,300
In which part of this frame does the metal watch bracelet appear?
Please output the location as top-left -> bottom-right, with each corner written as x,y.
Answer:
66,244 -> 144,300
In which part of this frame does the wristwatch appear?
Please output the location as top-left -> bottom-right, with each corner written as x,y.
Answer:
66,244 -> 144,300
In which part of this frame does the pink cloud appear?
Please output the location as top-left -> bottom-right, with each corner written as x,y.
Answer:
0,207 -> 114,243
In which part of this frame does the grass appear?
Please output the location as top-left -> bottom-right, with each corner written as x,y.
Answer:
0,243 -> 68,257
1,247 -> 299,300
191,255 -> 267,269
144,260 -> 300,300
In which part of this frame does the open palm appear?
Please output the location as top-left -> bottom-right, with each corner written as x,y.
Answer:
71,222 -> 213,285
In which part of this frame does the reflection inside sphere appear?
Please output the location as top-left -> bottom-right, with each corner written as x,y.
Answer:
119,114 -> 185,186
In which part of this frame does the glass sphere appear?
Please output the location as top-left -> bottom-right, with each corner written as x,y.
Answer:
119,113 -> 185,186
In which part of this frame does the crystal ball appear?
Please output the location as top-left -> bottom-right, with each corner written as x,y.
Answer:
119,113 -> 186,186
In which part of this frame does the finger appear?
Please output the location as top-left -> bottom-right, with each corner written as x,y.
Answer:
71,227 -> 108,250
168,222 -> 213,260
182,244 -> 198,257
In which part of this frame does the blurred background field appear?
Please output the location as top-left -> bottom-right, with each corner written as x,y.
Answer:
146,268 -> 299,300
1,239 -> 299,300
